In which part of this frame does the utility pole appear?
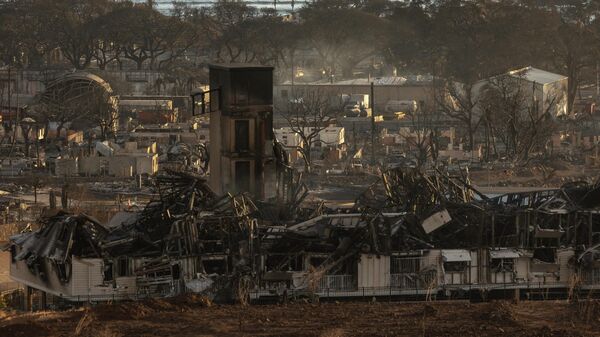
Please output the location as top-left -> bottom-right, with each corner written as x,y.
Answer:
291,50 -> 294,91
7,64 -> 10,119
596,61 -> 600,103
370,82 -> 375,165
352,121 -> 356,153
7,64 -> 10,143
8,65 -> 19,158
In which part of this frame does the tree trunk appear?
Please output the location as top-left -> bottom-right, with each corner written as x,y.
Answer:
23,127 -> 30,157
56,122 -> 65,140
302,144 -> 312,173
467,123 -> 474,152
567,71 -> 578,115
341,63 -> 353,79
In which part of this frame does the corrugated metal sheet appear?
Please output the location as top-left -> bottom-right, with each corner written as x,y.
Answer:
330,76 -> 408,86
470,250 -> 479,284
280,76 -> 425,86
71,258 -> 106,296
358,254 -> 390,288
509,67 -> 567,84
558,249 -> 575,282
441,249 -> 471,262
515,257 -> 529,280
422,209 -> 451,234
490,249 -> 521,259
120,99 -> 172,108
115,276 -> 137,295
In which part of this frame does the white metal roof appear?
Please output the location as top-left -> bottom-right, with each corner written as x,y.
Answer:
335,76 -> 407,86
442,249 -> 471,262
490,248 -> 521,259
119,99 -> 172,107
279,76 -> 430,86
508,67 -> 567,85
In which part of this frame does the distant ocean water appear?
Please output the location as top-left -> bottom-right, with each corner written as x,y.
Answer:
133,0 -> 306,14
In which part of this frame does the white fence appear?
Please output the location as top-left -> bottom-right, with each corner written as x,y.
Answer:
389,256 -> 437,289
317,274 -> 356,290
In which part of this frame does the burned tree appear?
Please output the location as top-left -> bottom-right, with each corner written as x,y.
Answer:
436,80 -> 481,152
197,1 -> 259,63
81,84 -> 118,140
398,103 -> 442,169
299,2 -> 388,78
479,73 -> 562,162
280,89 -> 338,173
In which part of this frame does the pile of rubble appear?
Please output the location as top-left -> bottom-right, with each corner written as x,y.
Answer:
5,167 -> 600,304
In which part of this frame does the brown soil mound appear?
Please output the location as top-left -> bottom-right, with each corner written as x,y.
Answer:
477,301 -> 519,325
167,293 -> 213,308
0,322 -> 51,337
573,300 -> 600,324
92,294 -> 213,321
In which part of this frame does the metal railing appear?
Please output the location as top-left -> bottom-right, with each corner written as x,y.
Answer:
136,277 -> 184,298
251,279 -> 600,303
390,272 -> 436,289
391,257 -> 420,274
581,268 -> 600,285
9,278 -> 600,311
317,274 -> 356,291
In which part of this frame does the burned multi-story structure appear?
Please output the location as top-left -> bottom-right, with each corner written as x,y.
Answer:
5,65 -> 600,309
205,64 -> 275,198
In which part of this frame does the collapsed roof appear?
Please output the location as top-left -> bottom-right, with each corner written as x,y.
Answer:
9,211 -> 107,283
7,167 -> 600,288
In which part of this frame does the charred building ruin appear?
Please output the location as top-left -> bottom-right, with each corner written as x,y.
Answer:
207,64 -> 275,198
5,65 -> 600,309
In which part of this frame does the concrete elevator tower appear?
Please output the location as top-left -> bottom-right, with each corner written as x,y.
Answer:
206,64 -> 274,198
